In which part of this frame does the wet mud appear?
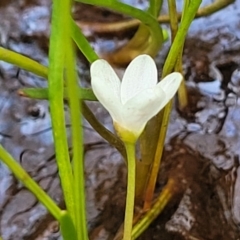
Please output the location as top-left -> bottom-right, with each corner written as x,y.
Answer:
0,0 -> 240,239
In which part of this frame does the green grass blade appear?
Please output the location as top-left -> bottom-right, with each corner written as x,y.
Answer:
60,211 -> 78,240
19,87 -> 97,101
48,0 -> 75,220
0,145 -> 62,220
71,19 -> 99,63
0,47 -> 48,78
65,15 -> 89,240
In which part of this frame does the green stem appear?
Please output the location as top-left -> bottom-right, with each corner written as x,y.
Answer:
0,47 -> 48,79
138,114 -> 163,201
65,12 -> 88,240
123,142 -> 136,240
71,19 -> 99,63
132,179 -> 175,239
0,22 -> 98,71
19,87 -> 97,101
0,145 -> 62,220
76,0 -> 162,56
149,0 -> 164,17
162,0 -> 202,76
135,0 -> 164,202
82,102 -> 126,159
175,0 -> 188,108
168,0 -> 178,40
0,20 -> 98,75
144,0 -> 201,209
142,0 -> 178,208
48,0 -> 75,218
112,0 -> 163,199
60,210 -> 78,240
144,100 -> 173,210
148,0 -> 155,16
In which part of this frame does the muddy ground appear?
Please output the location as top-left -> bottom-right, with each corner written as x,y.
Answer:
0,0 -> 240,239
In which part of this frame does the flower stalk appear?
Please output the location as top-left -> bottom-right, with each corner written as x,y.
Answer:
123,142 -> 136,240
91,54 -> 182,239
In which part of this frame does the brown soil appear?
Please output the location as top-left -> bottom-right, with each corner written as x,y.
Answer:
0,0 -> 240,240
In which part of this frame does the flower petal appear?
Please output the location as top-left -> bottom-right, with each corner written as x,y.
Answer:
157,72 -> 183,101
119,72 -> 182,136
119,87 -> 167,136
91,59 -> 122,121
121,54 -> 158,104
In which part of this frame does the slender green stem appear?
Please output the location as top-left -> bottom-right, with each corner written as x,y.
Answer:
175,0 -> 188,109
162,0 -> 202,76
141,0 -> 175,206
71,19 -> 99,63
149,0 -> 155,16
19,87 -> 97,101
156,0 -> 164,17
99,0 -> 163,197
144,100 -> 173,210
132,179 -> 175,239
123,142 -> 136,240
0,145 -> 62,220
60,210 -> 78,240
143,0 -> 178,208
0,19 -> 99,74
0,47 -> 48,78
168,0 -> 178,40
76,0 -> 163,56
149,0 -> 164,17
144,0 -> 201,209
137,115 -> 163,201
0,22 -> 98,70
65,12 -> 88,240
155,2 -> 202,196
181,0 -> 189,20
48,0 -> 75,218
177,69 -> 188,109
82,102 -> 126,159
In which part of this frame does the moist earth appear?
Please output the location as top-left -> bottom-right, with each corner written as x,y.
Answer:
0,0 -> 240,239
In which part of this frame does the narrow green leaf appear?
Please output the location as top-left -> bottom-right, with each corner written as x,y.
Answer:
0,145 -> 62,220
19,87 -> 97,101
60,211 -> 78,240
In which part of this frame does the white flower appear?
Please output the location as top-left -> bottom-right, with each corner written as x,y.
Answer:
91,54 -> 182,143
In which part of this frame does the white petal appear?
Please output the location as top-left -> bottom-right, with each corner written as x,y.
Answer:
119,87 -> 167,136
91,59 -> 122,121
121,55 -> 158,104
157,72 -> 183,101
